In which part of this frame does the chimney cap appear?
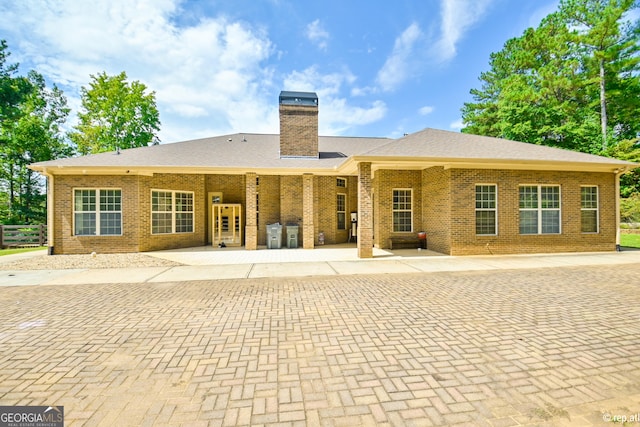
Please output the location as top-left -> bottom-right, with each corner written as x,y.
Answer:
279,91 -> 318,106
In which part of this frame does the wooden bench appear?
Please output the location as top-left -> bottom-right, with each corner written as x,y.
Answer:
388,236 -> 426,250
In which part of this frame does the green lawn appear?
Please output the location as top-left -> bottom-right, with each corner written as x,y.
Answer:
620,233 -> 640,249
0,246 -> 46,256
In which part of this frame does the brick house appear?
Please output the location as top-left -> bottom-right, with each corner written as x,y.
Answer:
30,91 -> 637,257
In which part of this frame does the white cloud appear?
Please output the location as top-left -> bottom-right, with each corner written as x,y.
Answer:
283,67 -> 386,134
306,19 -> 329,51
419,106 -> 435,115
375,23 -> 422,92
0,0 -> 276,141
450,119 -> 464,130
433,0 -> 494,62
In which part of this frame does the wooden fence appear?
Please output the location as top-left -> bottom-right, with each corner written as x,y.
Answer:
0,225 -> 47,248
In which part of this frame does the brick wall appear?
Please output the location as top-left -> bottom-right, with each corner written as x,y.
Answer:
315,176 -> 354,245
423,167 -> 452,254
52,175 -> 141,254
257,175 -> 280,246
279,104 -> 318,158
245,172 -> 257,250
138,173 -> 206,252
374,169 -> 423,250
358,163 -> 373,258
52,173 -> 206,254
446,169 -> 617,255
51,167 -> 616,256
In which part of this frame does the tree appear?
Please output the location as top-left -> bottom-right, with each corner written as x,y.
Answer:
1,72 -> 72,223
70,71 -> 161,155
606,138 -> 640,196
0,41 -> 73,224
461,0 -> 640,155
560,0 -> 640,150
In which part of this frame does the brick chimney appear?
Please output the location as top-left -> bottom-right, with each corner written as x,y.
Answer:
279,91 -> 318,158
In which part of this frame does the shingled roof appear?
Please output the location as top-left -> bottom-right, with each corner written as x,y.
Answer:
30,127 -> 636,175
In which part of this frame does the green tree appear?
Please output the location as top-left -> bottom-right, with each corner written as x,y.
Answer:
560,0 -> 640,149
0,41 -> 73,224
606,138 -> 640,196
70,71 -> 161,155
461,0 -> 639,155
0,71 -> 72,223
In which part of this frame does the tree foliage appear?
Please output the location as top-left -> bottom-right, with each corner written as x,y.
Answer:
0,41 -> 72,224
461,0 -> 640,156
70,71 -> 160,155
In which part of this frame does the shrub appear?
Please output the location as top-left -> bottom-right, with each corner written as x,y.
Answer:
620,193 -> 640,226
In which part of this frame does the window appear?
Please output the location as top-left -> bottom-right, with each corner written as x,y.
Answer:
519,185 -> 561,234
256,193 -> 260,225
337,193 -> 346,230
475,185 -> 497,235
337,177 -> 346,188
581,186 -> 599,233
74,189 -> 122,236
152,190 -> 194,234
392,189 -> 412,232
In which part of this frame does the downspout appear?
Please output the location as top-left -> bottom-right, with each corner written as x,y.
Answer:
44,169 -> 55,255
614,168 -> 626,252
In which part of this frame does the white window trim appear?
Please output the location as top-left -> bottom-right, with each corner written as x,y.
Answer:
581,185 -> 599,234
336,177 -> 347,188
519,184 -> 562,235
392,188 -> 413,233
151,189 -> 195,234
337,193 -> 347,230
73,188 -> 123,236
475,184 -> 498,236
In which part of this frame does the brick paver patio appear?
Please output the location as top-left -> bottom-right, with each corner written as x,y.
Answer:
1,264 -> 639,426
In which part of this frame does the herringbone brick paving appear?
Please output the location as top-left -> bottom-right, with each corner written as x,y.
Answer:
0,264 -> 639,426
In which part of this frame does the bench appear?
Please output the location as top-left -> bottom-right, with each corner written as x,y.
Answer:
388,236 -> 426,250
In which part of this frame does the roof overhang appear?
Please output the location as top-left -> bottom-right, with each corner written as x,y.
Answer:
341,156 -> 637,175
30,155 -> 637,177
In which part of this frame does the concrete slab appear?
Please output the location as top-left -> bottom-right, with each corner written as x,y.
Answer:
0,269 -> 84,287
43,267 -> 170,285
329,259 -> 422,275
149,265 -> 253,282
248,262 -> 336,278
401,257 -> 500,273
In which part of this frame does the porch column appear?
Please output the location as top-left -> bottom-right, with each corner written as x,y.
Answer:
302,173 -> 315,249
245,172 -> 258,250
357,162 -> 373,258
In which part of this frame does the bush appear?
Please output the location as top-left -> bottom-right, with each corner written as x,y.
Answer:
620,193 -> 640,225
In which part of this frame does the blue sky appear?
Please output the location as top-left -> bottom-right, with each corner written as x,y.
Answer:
0,0 -> 559,144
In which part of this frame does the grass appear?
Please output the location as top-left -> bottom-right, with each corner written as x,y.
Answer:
0,246 -> 46,256
620,233 -> 640,249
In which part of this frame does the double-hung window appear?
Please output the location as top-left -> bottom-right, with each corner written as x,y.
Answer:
74,189 -> 122,236
581,186 -> 599,233
519,185 -> 561,234
475,185 -> 497,235
152,190 -> 194,234
392,189 -> 412,232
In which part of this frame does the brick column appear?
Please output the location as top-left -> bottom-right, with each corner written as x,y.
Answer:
357,162 -> 373,258
245,172 -> 258,250
302,173 -> 315,249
